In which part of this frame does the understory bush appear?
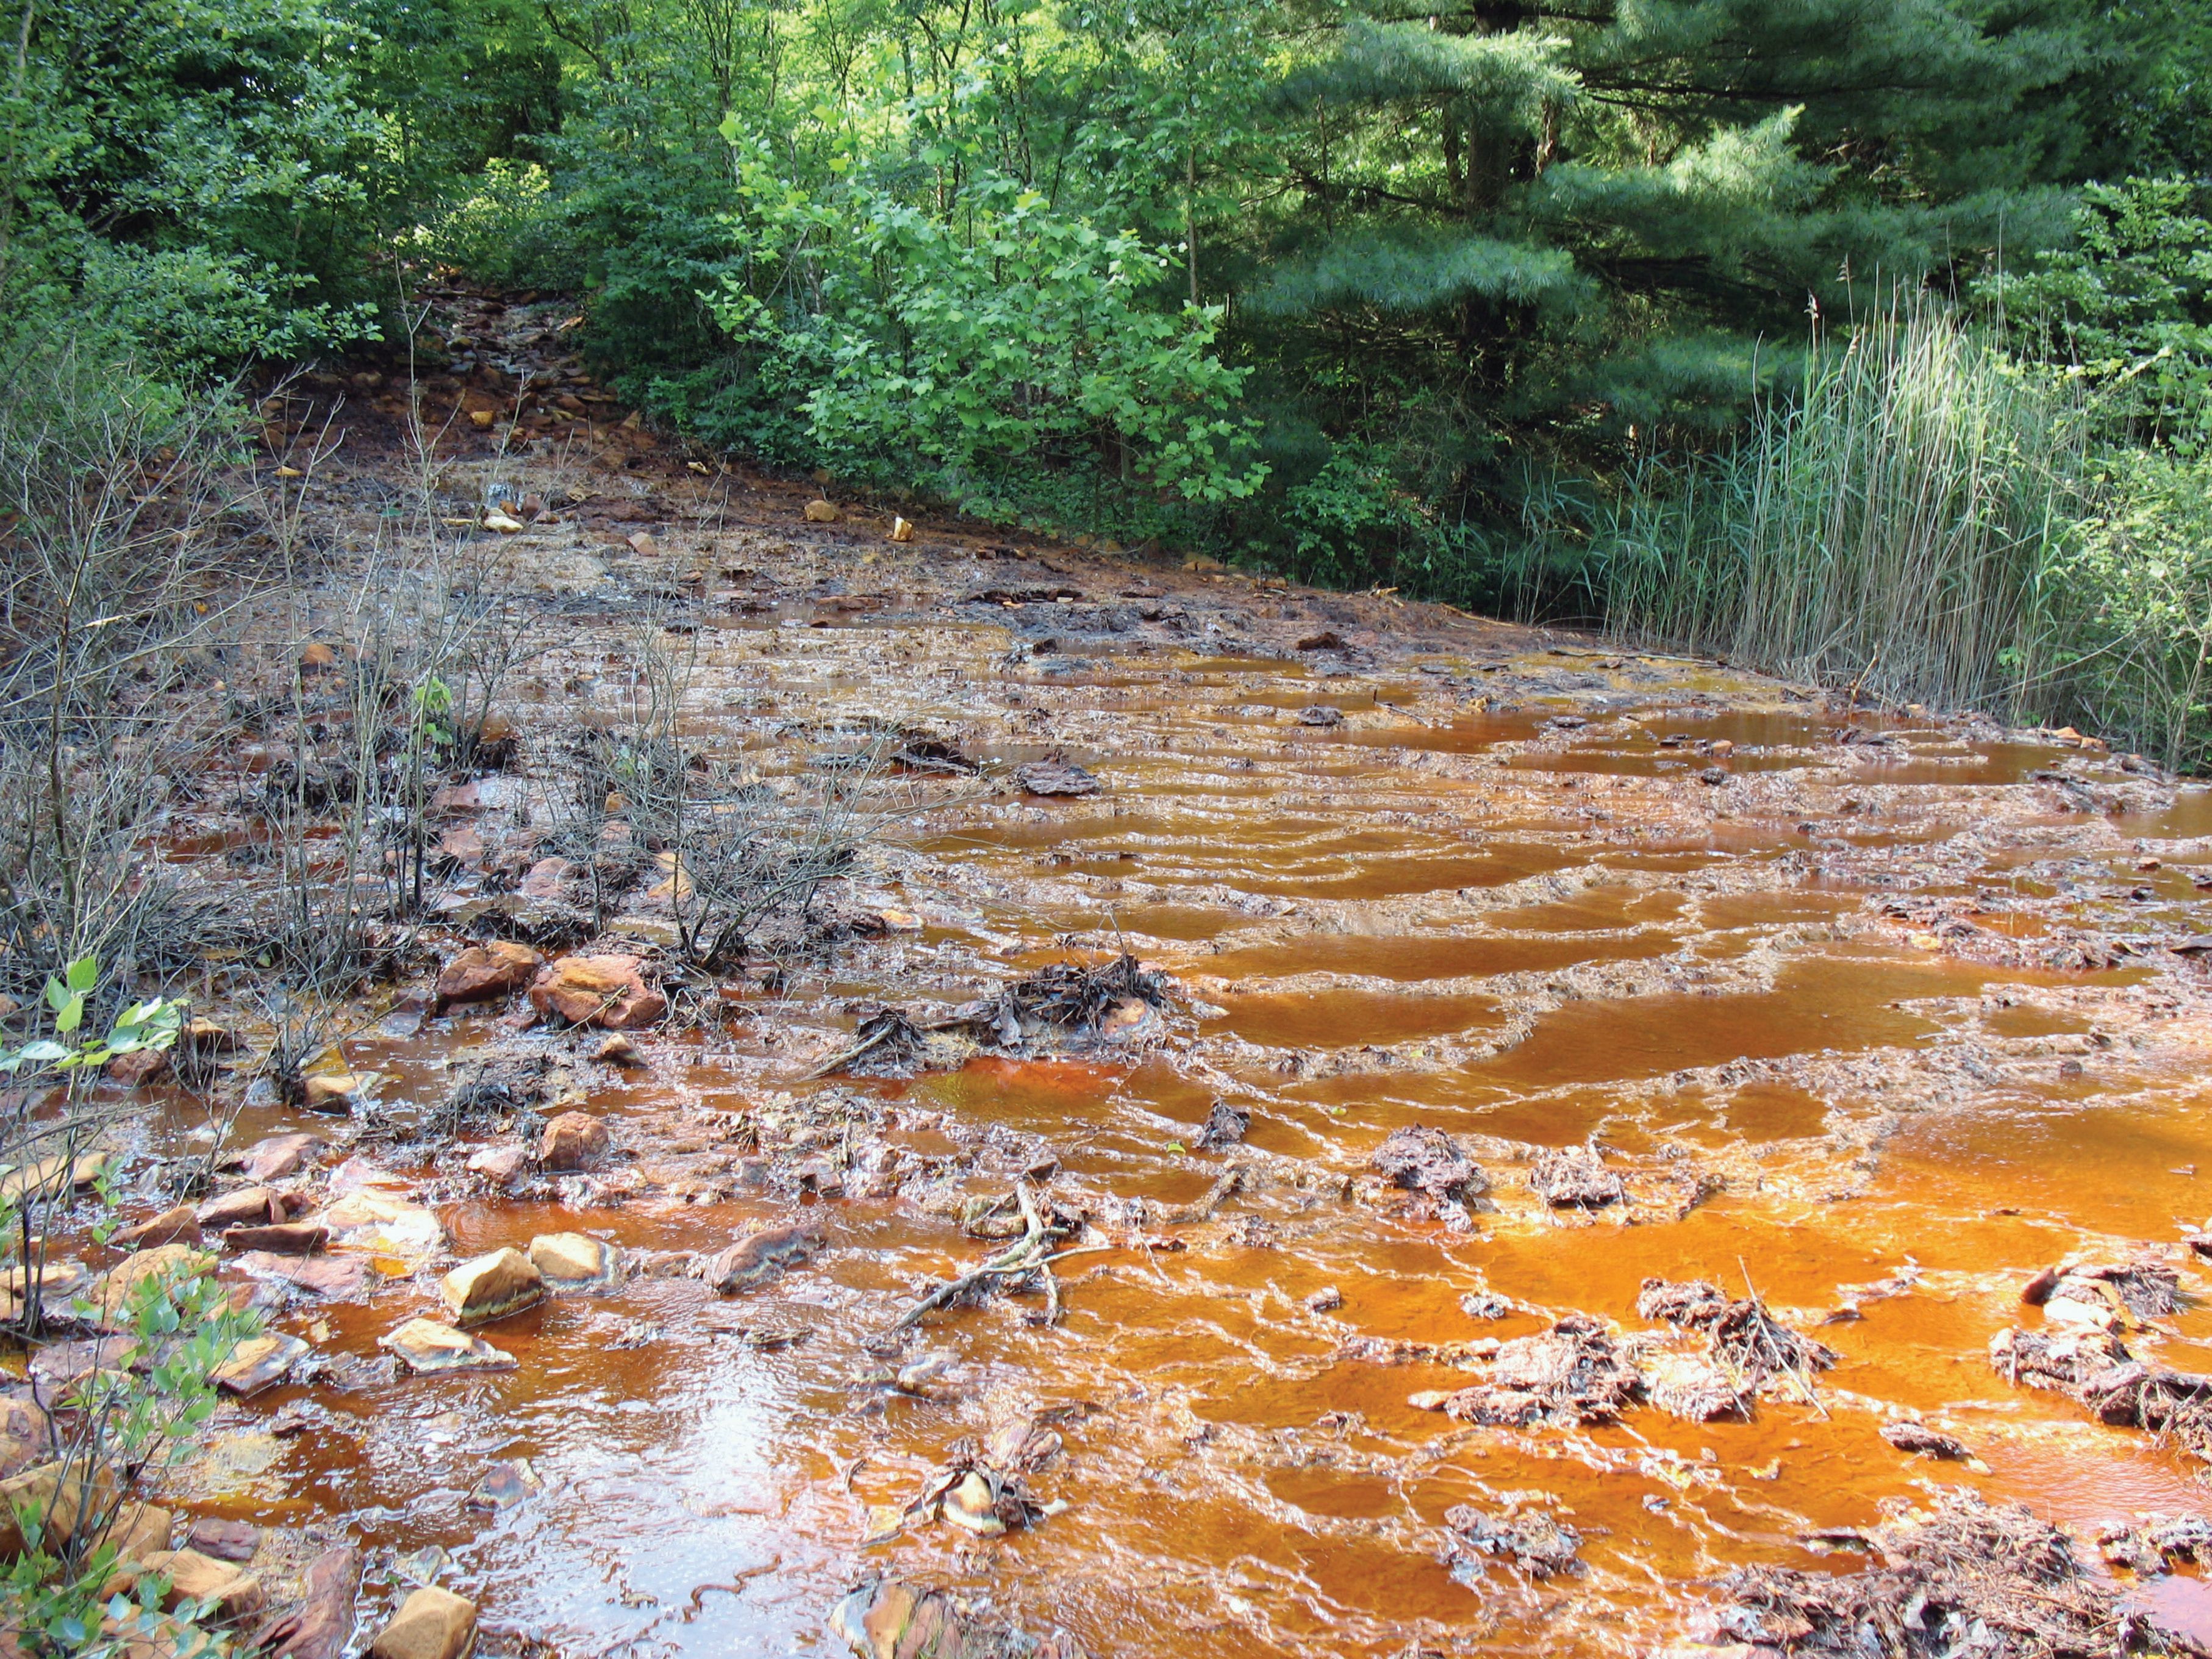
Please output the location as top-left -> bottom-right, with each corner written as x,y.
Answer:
2030,448 -> 2212,768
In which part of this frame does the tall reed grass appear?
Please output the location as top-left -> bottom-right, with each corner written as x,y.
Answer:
1591,296 -> 2090,720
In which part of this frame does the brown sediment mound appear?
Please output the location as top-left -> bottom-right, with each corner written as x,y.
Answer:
1443,1503 -> 1583,1579
1528,1144 -> 1624,1207
1371,1126 -> 1490,1205
1638,1277 -> 1838,1400
1709,1491 -> 2208,1658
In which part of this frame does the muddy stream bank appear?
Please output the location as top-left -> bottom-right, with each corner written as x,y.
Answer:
18,291 -> 2212,1659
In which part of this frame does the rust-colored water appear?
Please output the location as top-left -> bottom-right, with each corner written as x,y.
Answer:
84,590 -> 2212,1658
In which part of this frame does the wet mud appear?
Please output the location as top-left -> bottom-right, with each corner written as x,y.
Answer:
18,286 -> 2212,1657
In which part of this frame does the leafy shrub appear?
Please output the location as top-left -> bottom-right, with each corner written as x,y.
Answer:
792,177 -> 1265,510
2027,447 -> 2212,767
0,0 -> 385,368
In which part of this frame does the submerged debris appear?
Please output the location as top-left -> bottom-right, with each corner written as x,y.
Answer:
1011,759 -> 1100,797
1443,1502 -> 1583,1580
1711,1491 -> 2207,1658
1197,1100 -> 1250,1150
886,734 -> 978,775
1528,1144 -> 1623,1208
829,1578 -> 1088,1659
1371,1126 -> 1489,1205
1881,1421 -> 1974,1460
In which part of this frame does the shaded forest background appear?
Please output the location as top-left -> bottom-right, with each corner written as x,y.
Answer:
4,0 -> 2211,758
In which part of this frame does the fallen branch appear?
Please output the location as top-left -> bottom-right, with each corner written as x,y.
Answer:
873,1182 -> 1068,1344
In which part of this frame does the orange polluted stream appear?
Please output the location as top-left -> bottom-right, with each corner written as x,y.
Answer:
115,574 -> 2212,1658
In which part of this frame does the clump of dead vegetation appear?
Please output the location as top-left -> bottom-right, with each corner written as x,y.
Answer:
1638,1276 -> 1838,1406
1992,1258 -> 2212,1463
1412,1315 -> 1640,1426
1710,1491 -> 2205,1658
808,952 -> 1175,1080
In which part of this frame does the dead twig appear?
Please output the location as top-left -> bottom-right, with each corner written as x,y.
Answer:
874,1182 -> 1070,1344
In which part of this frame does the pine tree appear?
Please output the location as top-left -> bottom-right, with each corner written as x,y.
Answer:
1237,0 -> 2125,476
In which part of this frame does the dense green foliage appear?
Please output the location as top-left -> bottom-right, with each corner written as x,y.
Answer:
2,0 -> 2210,753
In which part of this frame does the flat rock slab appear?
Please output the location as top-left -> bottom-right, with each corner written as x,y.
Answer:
315,1191 -> 445,1258
185,1516 -> 260,1562
213,1333 -> 312,1397
1011,760 -> 1100,797
529,954 -> 667,1029
464,1458 -> 542,1511
95,1243 -> 215,1325
236,1251 -> 375,1301
237,1134 -> 324,1182
109,1547 -> 264,1621
381,1317 -> 517,1374
116,1205 -> 202,1250
224,1221 -> 330,1255
435,941 -> 543,1005
249,1543 -> 358,1659
199,1187 -> 283,1228
701,1224 -> 824,1295
28,1336 -> 138,1386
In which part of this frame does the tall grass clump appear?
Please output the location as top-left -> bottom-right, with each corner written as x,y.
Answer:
1596,297 -> 2089,718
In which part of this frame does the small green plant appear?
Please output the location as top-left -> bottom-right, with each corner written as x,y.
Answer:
4,1263 -> 253,1659
0,957 -> 183,1078
1,961 -> 251,1658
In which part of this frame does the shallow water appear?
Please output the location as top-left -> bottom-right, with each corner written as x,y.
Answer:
77,597 -> 2212,1658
